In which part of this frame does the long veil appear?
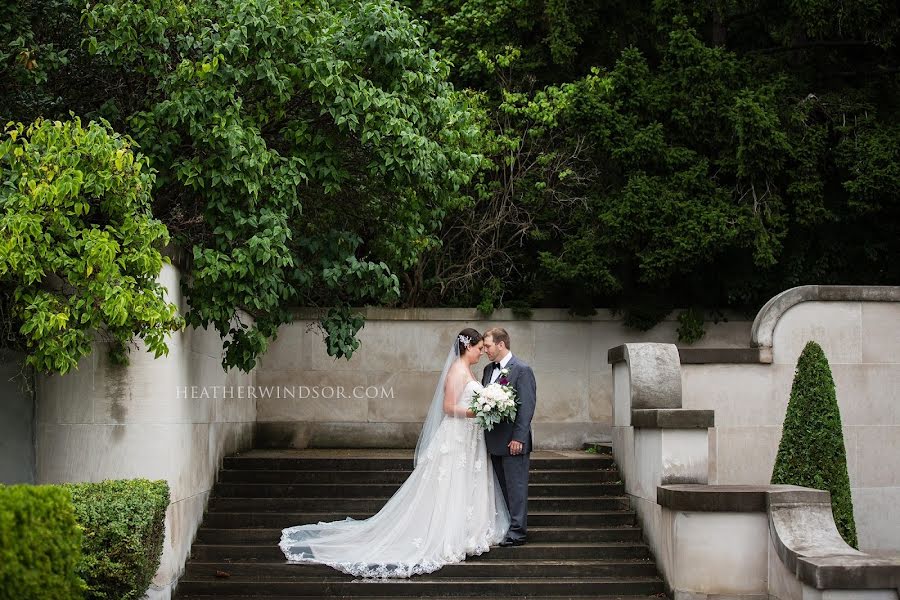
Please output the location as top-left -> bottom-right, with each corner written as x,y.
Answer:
413,340 -> 459,467
278,335 -> 511,578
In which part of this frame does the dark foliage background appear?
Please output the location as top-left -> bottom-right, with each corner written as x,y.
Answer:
2,0 -> 898,370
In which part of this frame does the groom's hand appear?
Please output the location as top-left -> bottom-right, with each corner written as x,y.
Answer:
508,440 -> 523,455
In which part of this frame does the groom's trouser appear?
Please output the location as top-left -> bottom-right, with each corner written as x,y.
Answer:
491,453 -> 530,541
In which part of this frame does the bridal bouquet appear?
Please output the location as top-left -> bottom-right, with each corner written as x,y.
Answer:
470,371 -> 518,431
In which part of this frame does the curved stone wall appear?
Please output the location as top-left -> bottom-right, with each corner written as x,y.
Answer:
680,285 -> 900,552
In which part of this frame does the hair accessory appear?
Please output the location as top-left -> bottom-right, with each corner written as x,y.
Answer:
458,334 -> 472,348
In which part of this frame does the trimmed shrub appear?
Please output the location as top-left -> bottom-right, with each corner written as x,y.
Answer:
0,484 -> 87,600
771,340 -> 858,547
64,479 -> 170,600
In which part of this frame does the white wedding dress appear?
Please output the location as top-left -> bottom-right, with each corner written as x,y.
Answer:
279,379 -> 511,578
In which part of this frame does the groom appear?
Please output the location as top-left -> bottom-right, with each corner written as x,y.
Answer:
481,327 -> 536,547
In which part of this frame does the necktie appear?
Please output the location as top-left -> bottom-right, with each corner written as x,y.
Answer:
492,362 -> 501,370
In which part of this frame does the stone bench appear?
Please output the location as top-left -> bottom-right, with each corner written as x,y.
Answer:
658,484 -> 900,599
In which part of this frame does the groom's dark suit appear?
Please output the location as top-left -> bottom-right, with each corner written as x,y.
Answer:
482,354 -> 536,543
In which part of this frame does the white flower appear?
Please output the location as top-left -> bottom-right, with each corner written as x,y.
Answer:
469,381 -> 518,432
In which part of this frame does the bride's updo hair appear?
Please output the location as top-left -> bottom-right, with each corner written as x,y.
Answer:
456,328 -> 482,356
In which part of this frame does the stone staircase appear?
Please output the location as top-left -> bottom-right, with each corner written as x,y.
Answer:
174,446 -> 667,599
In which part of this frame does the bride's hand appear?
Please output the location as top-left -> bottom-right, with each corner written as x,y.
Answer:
465,408 -> 475,418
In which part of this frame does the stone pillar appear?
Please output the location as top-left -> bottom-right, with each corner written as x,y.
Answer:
608,342 -> 715,594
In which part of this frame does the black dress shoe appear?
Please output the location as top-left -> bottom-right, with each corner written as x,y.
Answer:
498,538 -> 526,547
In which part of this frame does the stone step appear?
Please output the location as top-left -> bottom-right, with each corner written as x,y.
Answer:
173,576 -> 664,597
201,510 -> 637,528
174,449 -> 665,600
183,558 -> 659,580
196,526 -> 643,545
189,542 -> 652,562
212,482 -> 626,498
176,596 -> 665,600
217,469 -> 621,484
207,496 -> 632,513
223,456 -> 614,471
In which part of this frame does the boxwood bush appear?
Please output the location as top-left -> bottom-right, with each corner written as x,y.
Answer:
64,479 -> 170,600
771,340 -> 858,548
0,484 -> 87,600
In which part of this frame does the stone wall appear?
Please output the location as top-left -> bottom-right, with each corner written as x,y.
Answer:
255,308 -> 752,450
33,263 -> 257,599
0,350 -> 34,484
23,278 -> 900,592
680,287 -> 900,553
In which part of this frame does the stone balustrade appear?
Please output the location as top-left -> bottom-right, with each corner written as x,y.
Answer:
658,484 -> 900,600
611,341 -> 900,600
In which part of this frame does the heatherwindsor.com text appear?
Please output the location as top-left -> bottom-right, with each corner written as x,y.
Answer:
175,385 -> 395,400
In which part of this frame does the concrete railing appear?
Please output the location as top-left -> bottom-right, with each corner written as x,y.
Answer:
610,342 -> 900,600
658,485 -> 900,600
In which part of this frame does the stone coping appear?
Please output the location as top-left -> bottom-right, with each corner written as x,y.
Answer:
285,306 -> 751,322
785,553 -> 900,590
657,484 -> 829,512
677,347 -> 771,364
608,345 -> 768,365
631,409 -> 714,429
607,345 -> 626,364
609,285 -> 900,365
750,285 -> 900,349
658,484 -> 900,591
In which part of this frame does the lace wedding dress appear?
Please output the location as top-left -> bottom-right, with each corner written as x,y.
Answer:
279,379 -> 511,578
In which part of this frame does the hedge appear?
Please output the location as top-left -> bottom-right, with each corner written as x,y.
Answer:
0,484 -> 87,600
65,479 -> 170,600
771,340 -> 858,548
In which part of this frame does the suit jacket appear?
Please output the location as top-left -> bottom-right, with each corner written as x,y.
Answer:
481,354 -> 537,455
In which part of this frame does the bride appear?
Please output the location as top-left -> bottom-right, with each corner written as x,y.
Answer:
279,328 -> 511,578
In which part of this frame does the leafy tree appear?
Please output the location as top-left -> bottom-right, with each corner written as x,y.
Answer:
407,0 -> 655,88
77,0 -> 482,370
2,0 -> 482,372
0,117 -> 182,374
771,340 -> 857,548
405,0 -> 900,330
